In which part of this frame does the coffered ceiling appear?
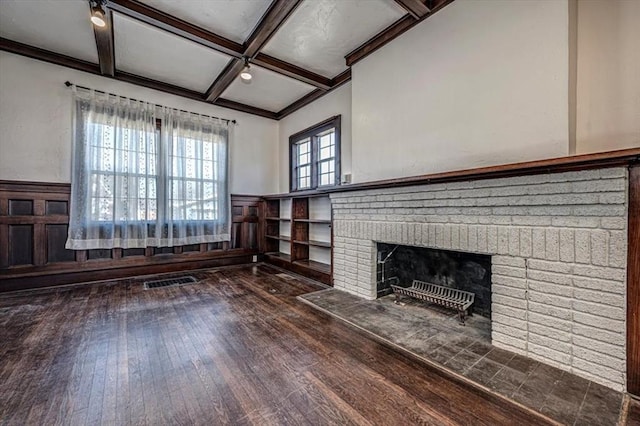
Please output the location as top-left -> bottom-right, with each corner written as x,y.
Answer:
0,0 -> 453,120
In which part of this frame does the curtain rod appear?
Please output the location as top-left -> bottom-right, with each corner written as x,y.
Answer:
64,81 -> 237,125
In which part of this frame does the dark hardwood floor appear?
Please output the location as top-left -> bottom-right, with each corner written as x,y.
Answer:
0,264 -> 554,425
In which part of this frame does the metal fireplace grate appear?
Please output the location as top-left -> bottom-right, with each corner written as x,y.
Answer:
143,276 -> 197,290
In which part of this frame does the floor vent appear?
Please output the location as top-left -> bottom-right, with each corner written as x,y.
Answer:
144,276 -> 197,290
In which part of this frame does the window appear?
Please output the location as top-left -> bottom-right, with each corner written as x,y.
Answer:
290,116 -> 341,191
67,89 -> 230,250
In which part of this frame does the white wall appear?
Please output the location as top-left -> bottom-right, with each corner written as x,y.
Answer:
351,0 -> 570,183
277,82 -> 351,192
575,0 -> 640,154
0,52 -> 279,195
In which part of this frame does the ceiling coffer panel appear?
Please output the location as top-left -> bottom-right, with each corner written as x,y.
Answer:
262,0 -> 406,77
0,0 -> 99,63
139,0 -> 272,44
113,12 -> 232,93
221,65 -> 316,112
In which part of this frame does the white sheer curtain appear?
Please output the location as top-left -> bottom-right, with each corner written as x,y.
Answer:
66,87 -> 230,250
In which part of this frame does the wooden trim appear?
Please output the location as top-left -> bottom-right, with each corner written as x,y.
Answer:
628,165 -> 640,396
289,116 -> 341,192
203,0 -> 303,102
0,37 -> 100,74
244,0 -> 302,58
0,254 -> 254,293
1,182 -> 263,292
214,98 -> 279,120
0,39 -> 278,120
93,8 -> 115,76
264,148 -> 640,198
394,0 -> 431,19
205,58 -> 245,102
277,70 -> 351,119
108,0 -> 244,57
345,0 -> 454,67
253,53 -> 332,89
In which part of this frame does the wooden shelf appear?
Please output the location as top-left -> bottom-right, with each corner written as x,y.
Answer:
293,239 -> 331,248
265,252 -> 291,262
294,259 -> 331,274
293,218 -> 331,224
262,194 -> 332,285
266,235 -> 291,242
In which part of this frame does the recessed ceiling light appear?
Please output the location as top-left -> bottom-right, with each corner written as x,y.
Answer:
90,3 -> 107,28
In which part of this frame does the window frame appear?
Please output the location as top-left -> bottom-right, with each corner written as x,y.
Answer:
289,115 -> 341,192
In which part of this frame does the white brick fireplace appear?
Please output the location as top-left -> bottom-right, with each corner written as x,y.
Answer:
330,167 -> 628,391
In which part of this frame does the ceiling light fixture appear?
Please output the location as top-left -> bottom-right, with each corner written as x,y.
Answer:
240,57 -> 252,83
90,1 -> 107,28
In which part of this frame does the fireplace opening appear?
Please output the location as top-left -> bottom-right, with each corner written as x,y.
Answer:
376,243 -> 492,319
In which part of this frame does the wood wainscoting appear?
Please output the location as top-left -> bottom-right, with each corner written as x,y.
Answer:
0,180 -> 262,292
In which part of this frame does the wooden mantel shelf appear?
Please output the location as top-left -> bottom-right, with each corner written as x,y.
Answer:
264,148 -> 640,199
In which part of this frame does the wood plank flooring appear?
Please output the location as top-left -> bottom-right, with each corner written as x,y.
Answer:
0,264 -> 555,425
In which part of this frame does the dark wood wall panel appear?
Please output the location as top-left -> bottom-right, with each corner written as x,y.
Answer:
8,225 -> 33,266
0,180 -> 262,292
628,166 -> 640,397
9,200 -> 33,216
46,224 -> 75,263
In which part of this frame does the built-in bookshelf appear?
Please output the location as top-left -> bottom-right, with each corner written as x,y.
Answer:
263,194 -> 332,284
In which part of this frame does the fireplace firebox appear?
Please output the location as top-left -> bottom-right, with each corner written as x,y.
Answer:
376,243 -> 492,318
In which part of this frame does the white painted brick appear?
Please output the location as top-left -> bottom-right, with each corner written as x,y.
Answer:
573,311 -> 624,333
573,264 -> 625,281
492,293 -> 527,309
599,167 -> 626,179
528,279 -> 573,298
493,317 -> 528,333
508,227 -> 519,256
528,312 -> 571,332
532,228 -> 546,259
493,255 -> 526,268
551,217 -> 600,228
573,300 -> 624,321
559,229 -> 575,262
459,225 -> 468,251
519,228 -> 532,258
590,230 -> 609,266
529,333 -> 572,355
528,292 -> 572,309
492,265 -> 526,278
528,343 -> 572,365
492,274 -> 527,288
527,259 -> 573,274
601,217 -> 626,230
492,331 -> 528,352
572,179 -> 624,192
600,193 -> 626,204
573,287 -> 624,308
492,285 -> 527,299
574,229 -> 591,264
497,227 -> 509,254
572,358 -> 624,388
529,323 -> 571,343
468,225 -> 478,252
492,304 -> 527,321
573,323 -> 625,346
476,226 -> 487,253
608,230 -> 627,268
545,229 -> 559,261
528,301 -> 572,321
487,226 -> 498,253
573,337 -> 625,361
